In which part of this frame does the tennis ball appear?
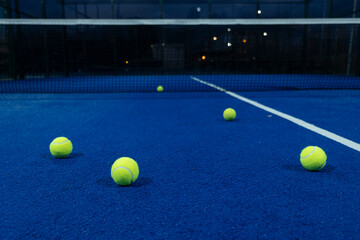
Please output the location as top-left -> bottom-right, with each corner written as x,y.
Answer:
300,146 -> 327,171
157,85 -> 164,92
50,137 -> 73,158
111,157 -> 139,186
223,108 -> 236,121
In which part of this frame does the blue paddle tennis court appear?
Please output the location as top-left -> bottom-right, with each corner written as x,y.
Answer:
1,74 -> 360,239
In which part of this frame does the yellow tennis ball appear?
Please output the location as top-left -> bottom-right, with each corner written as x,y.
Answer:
50,137 -> 73,158
157,85 -> 164,92
223,108 -> 236,121
300,146 -> 327,171
111,157 -> 139,186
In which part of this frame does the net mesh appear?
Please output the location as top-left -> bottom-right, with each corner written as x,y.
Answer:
0,19 -> 359,92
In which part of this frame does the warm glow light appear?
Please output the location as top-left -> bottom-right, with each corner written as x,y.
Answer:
227,42 -> 232,47
257,10 -> 262,14
125,60 -> 129,64
242,39 -> 247,43
213,36 -> 217,41
263,32 -> 268,37
202,55 -> 206,60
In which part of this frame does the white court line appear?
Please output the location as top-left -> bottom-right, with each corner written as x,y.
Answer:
191,76 -> 360,152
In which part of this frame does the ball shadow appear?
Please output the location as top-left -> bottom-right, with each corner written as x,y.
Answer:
41,153 -> 84,166
282,164 -> 335,173
217,119 -> 239,123
41,152 -> 84,159
96,177 -> 153,188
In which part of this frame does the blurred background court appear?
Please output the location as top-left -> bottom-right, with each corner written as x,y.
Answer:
0,1 -> 360,239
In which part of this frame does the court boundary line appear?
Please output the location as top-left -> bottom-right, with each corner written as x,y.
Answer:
1,18 -> 360,26
191,76 -> 360,152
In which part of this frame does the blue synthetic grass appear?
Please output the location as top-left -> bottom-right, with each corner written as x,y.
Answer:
1,89 -> 360,239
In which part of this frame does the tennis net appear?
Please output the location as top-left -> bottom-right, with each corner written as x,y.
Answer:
0,18 -> 359,92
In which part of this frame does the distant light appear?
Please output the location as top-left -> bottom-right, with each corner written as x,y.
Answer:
196,7 -> 201,12
242,39 -> 247,43
257,10 -> 262,15
202,55 -> 206,60
213,36 -> 217,41
161,43 -> 165,46
150,44 -> 154,48
125,60 -> 129,64
263,32 -> 268,37
227,42 -> 232,47
227,28 -> 231,32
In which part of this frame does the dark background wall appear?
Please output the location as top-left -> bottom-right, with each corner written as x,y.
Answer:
1,0 -> 359,19
0,1 -> 359,79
